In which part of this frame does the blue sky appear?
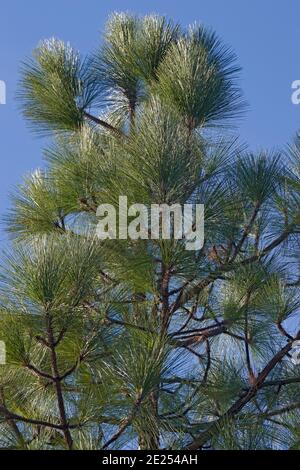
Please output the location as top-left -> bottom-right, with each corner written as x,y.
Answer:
0,0 -> 300,244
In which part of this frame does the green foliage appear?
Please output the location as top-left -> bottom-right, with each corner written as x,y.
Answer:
1,12 -> 300,451
18,39 -> 100,135
155,25 -> 244,129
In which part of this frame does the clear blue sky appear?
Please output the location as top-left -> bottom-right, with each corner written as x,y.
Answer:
0,0 -> 300,244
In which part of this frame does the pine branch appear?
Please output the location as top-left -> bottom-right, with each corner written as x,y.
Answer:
229,202 -> 261,263
83,111 -> 124,137
101,395 -> 142,450
185,331 -> 300,450
171,226 -> 294,314
45,309 -> 73,450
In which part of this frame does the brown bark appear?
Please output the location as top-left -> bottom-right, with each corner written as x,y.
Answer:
45,311 -> 73,450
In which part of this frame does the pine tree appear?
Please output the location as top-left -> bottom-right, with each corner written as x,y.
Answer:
1,12 -> 300,450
